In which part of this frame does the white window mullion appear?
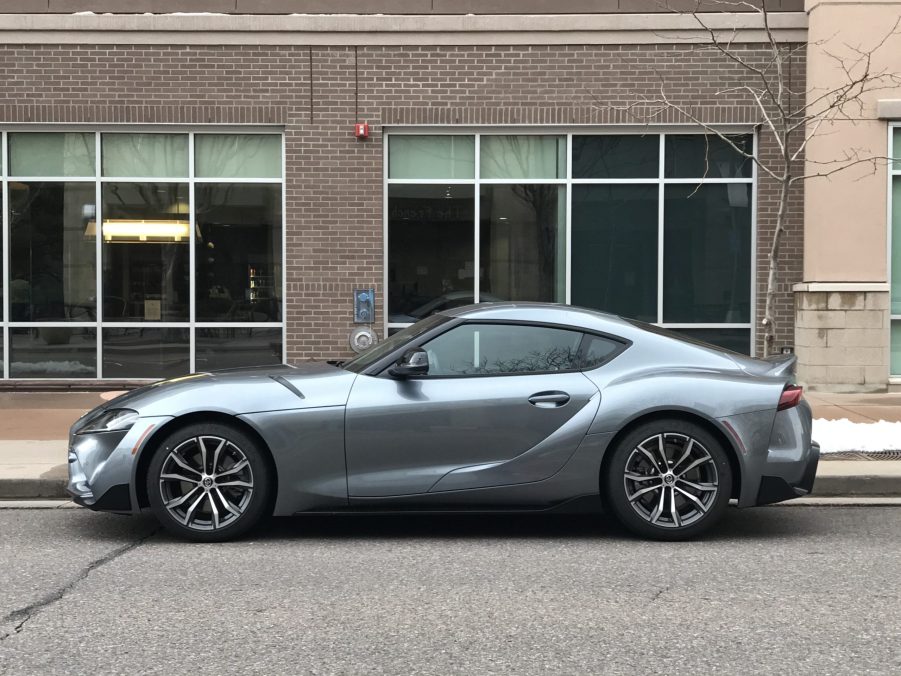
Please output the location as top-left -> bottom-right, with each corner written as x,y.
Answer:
565,132 -> 572,305
188,132 -> 196,374
95,131 -> 103,379
657,133 -> 666,325
474,133 -> 481,304
2,131 -> 8,380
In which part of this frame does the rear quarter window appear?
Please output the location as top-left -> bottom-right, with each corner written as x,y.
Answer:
580,334 -> 624,370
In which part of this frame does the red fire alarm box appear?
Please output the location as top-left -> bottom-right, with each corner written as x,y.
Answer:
354,122 -> 369,139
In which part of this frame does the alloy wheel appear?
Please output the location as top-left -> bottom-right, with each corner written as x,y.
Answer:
622,432 -> 719,528
158,435 -> 254,531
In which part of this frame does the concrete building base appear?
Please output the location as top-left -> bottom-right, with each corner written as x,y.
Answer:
794,283 -> 891,392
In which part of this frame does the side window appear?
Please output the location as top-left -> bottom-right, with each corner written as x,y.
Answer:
580,334 -> 623,370
422,323 -> 582,376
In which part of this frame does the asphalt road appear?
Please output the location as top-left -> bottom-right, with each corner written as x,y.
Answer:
1,506 -> 900,675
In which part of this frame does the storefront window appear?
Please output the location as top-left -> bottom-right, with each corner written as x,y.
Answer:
480,184 -> 565,302
101,182 -> 190,322
9,182 -> 96,321
480,135 -> 565,179
387,132 -> 754,353
1,130 -> 285,379
195,134 -> 281,179
571,184 -> 658,322
387,184 -> 474,322
388,135 -> 474,179
195,183 -> 283,322
102,133 -> 188,178
9,132 -> 95,177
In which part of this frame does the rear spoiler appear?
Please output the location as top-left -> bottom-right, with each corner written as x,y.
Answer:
759,354 -> 797,377
729,352 -> 797,378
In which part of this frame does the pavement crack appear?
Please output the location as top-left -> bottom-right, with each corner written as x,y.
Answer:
650,585 -> 670,602
0,527 -> 159,642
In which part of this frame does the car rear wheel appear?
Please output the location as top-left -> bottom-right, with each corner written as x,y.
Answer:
147,422 -> 272,542
603,419 -> 732,540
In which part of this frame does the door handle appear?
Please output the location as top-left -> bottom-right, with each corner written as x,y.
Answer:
528,391 -> 570,408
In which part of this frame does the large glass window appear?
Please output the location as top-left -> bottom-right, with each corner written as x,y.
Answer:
571,185 -> 657,322
9,182 -> 96,321
2,130 -> 284,379
387,184 -> 475,323
387,132 -> 754,354
480,184 -> 565,302
101,182 -> 190,322
195,184 -> 282,322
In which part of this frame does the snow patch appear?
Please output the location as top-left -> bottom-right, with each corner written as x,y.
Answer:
813,418 -> 901,453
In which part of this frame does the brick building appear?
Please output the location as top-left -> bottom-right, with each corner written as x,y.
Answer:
0,1 -> 821,385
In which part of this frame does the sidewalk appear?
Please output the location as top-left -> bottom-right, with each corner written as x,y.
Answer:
0,390 -> 898,500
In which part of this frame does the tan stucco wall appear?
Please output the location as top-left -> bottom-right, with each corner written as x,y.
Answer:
804,0 -> 901,282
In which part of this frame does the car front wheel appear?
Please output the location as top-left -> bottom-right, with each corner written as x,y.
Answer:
147,422 -> 272,542
603,419 -> 732,540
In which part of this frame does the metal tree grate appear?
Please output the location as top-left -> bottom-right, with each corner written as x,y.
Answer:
823,450 -> 901,461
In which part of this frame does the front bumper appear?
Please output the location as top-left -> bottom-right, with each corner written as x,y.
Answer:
66,416 -> 171,513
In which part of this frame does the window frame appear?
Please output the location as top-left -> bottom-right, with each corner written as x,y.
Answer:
889,122 -> 901,381
0,125 -> 286,380
384,127 -> 757,354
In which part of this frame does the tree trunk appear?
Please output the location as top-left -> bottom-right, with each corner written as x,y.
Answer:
763,176 -> 790,355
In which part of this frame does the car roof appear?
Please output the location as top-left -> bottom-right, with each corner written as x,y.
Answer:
439,302 -> 637,337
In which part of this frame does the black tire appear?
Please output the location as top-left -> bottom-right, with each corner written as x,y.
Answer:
146,422 -> 273,542
602,419 -> 732,541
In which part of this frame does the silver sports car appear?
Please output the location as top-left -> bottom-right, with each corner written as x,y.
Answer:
68,303 -> 819,542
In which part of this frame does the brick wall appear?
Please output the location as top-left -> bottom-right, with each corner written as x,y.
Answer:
0,42 -> 805,362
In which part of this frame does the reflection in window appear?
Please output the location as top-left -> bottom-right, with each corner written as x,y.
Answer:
422,323 -> 582,375
571,185 -> 657,322
195,184 -> 282,322
387,184 -> 475,323
9,327 -> 96,378
101,183 -> 189,322
9,183 -> 96,322
480,135 -> 565,179
9,133 -> 95,177
480,184 -> 565,303
388,135 -> 475,179
102,328 -> 189,379
663,184 -> 752,323
102,134 -> 188,178
671,328 -> 751,355
195,328 -> 282,371
665,134 -> 753,179
572,135 -> 659,179
195,134 -> 281,179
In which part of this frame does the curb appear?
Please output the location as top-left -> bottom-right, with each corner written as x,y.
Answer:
0,478 -> 69,499
812,475 -> 901,498
0,475 -> 899,501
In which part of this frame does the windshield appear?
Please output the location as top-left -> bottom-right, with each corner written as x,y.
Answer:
342,314 -> 450,373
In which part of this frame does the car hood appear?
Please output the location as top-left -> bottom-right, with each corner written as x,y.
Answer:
87,362 -> 359,421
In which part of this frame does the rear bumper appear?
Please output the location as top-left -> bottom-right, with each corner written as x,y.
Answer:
755,440 -> 820,506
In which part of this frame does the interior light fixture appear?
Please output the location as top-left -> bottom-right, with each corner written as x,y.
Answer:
85,219 -> 190,243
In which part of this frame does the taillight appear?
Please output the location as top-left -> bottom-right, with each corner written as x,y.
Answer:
777,384 -> 803,411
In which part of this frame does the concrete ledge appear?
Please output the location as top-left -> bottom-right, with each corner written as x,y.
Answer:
793,282 -> 890,293
0,11 -> 809,45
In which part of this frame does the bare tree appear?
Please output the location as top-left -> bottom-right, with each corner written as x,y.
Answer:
597,0 -> 901,353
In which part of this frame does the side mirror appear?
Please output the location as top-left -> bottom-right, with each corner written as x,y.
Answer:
388,348 -> 429,378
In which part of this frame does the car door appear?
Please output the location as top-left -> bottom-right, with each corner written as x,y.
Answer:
344,322 -> 605,498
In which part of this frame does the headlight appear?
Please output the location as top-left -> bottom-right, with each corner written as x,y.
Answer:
80,408 -> 140,434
